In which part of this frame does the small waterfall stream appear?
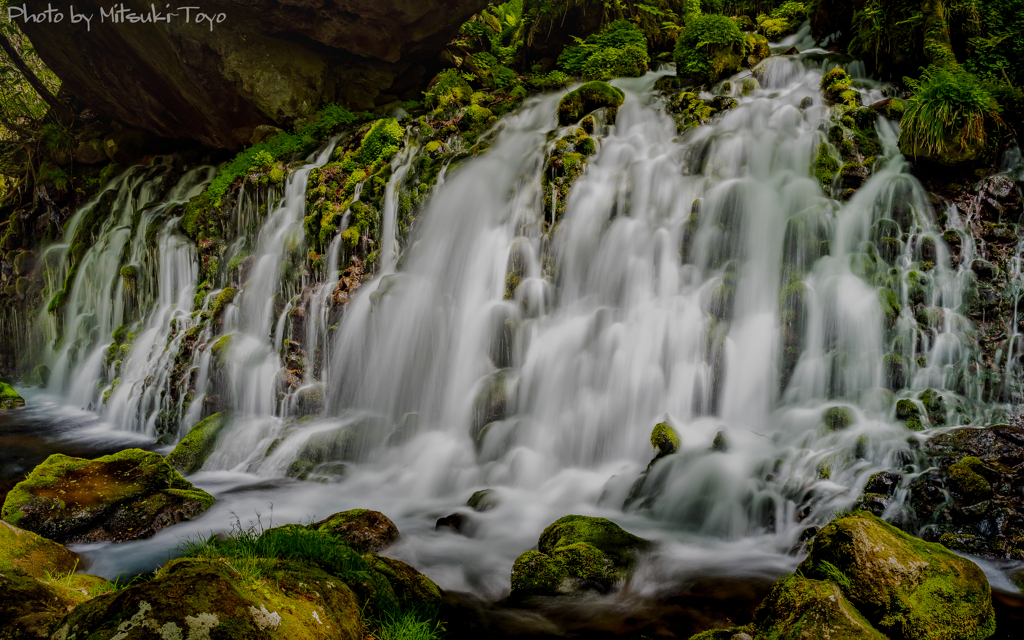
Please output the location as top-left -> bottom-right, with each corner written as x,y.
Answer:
21,47 -> 1015,594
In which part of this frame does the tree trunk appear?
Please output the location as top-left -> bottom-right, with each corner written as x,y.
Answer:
0,32 -> 72,122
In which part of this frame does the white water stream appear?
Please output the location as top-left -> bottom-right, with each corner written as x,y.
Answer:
14,49 -> 1009,597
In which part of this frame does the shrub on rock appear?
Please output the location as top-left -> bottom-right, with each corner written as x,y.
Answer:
674,15 -> 745,85
1,449 -> 215,543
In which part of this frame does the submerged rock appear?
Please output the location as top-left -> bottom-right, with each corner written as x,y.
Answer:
0,381 -> 24,410
510,515 -> 651,598
165,412 -> 228,474
799,512 -> 996,639
307,509 -> 399,553
1,449 -> 215,543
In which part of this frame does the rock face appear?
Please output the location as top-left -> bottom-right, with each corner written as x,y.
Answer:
19,0 -> 490,149
509,515 -> 651,598
909,424 -> 1024,559
1,449 -> 215,543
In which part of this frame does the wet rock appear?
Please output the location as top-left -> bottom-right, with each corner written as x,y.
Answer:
509,515 -> 651,598
308,509 -> 399,553
783,46 -> 800,55
799,512 -> 996,638
165,412 -> 228,474
363,554 -> 442,609
467,489 -> 498,512
74,138 -> 107,164
823,406 -> 854,431
1,449 -> 215,543
711,431 -> 729,452
436,513 -> 469,534
1,569 -> 111,640
557,82 -> 625,126
854,472 -> 901,516
0,520 -> 79,578
50,557 -> 362,640
651,422 -> 681,458
0,381 -> 25,409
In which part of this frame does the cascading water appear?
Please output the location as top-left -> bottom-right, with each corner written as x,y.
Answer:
26,46 -> 1013,597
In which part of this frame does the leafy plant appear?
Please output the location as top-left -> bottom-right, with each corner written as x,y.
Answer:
899,64 -> 1000,162
673,13 -> 745,84
558,20 -> 650,80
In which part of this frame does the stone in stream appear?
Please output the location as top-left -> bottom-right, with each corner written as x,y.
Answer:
509,515 -> 651,598
165,412 -> 228,474
307,509 -> 399,553
1,449 -> 215,543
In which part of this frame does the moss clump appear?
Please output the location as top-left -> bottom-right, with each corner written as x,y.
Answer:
823,406 -> 854,431
896,398 -> 923,430
756,1 -> 807,41
209,286 -> 237,321
821,67 -> 853,105
166,413 -> 228,474
752,575 -> 886,639
814,142 -> 840,188
673,14 -> 745,85
557,81 -> 625,126
0,381 -> 24,410
666,91 -> 715,133
651,421 -> 681,458
538,515 -> 650,570
542,126 -> 599,223
800,512 -> 996,640
1,449 -> 214,543
948,457 -> 993,503
510,550 -> 568,596
425,68 -> 474,110
352,118 -> 404,167
743,33 -> 772,68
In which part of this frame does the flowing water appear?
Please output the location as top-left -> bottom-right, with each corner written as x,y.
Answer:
7,46 -> 1021,597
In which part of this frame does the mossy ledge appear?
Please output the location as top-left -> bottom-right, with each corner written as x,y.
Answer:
166,412 -> 229,475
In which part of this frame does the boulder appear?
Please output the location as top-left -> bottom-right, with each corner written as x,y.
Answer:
0,520 -> 79,578
19,0 -> 490,149
363,554 -> 443,609
557,82 -> 625,126
651,421 -> 681,458
166,412 -> 228,474
49,557 -> 363,640
0,381 -> 25,409
799,512 -> 996,639
308,509 -> 399,553
1,569 -> 111,640
510,515 -> 651,597
750,576 -> 886,639
1,449 -> 215,543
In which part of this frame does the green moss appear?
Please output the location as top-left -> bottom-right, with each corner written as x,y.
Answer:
948,457 -> 993,503
821,67 -> 853,105
651,421 -> 681,457
756,2 -> 807,41
209,286 -> 237,321
165,413 -> 228,474
538,515 -> 650,570
363,555 -> 442,609
896,399 -> 923,430
752,575 -> 886,639
744,33 -> 771,67
0,520 -> 79,578
353,118 -> 404,166
510,550 -> 568,596
557,20 -> 650,81
823,406 -> 854,431
814,142 -> 840,188
425,69 -> 474,110
800,512 -> 996,640
674,14 -> 745,85
0,381 -> 25,410
557,81 -> 625,126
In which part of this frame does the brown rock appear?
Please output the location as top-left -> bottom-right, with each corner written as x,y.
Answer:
308,509 -> 399,553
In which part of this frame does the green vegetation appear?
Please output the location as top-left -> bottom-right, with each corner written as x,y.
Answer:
651,421 -> 682,457
557,20 -> 651,80
165,412 -> 228,474
823,406 -> 854,430
0,381 -> 24,409
557,81 -> 625,125
948,456 -> 993,502
756,1 -> 807,40
673,14 -> 745,85
899,64 -> 1001,165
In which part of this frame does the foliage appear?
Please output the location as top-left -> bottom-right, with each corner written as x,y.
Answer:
425,69 -> 474,109
673,14 -> 745,84
899,64 -> 999,162
756,1 -> 806,40
558,20 -> 650,80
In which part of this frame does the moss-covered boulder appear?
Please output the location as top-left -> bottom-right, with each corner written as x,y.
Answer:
823,406 -> 854,431
510,515 -> 651,597
364,554 -> 443,608
0,381 -> 25,410
166,412 -> 228,474
821,67 -> 854,106
799,512 -> 996,639
308,509 -> 399,553
751,575 -> 886,639
557,82 -> 625,126
0,520 -> 79,578
651,422 -> 681,458
1,569 -> 111,640
50,557 -> 363,640
1,449 -> 215,543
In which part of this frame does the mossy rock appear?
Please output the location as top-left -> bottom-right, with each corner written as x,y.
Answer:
538,515 -> 650,571
896,398 -> 923,430
1,568 -> 112,640
821,67 -> 853,105
166,413 -> 229,474
50,557 -> 362,640
0,520 -> 80,578
1,449 -> 215,543
307,509 -> 399,553
0,381 -> 25,410
363,554 -> 442,608
948,457 -> 993,504
651,421 -> 681,458
823,406 -> 854,431
510,550 -> 568,597
557,82 -> 625,127
752,575 -> 886,639
799,512 -> 996,640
